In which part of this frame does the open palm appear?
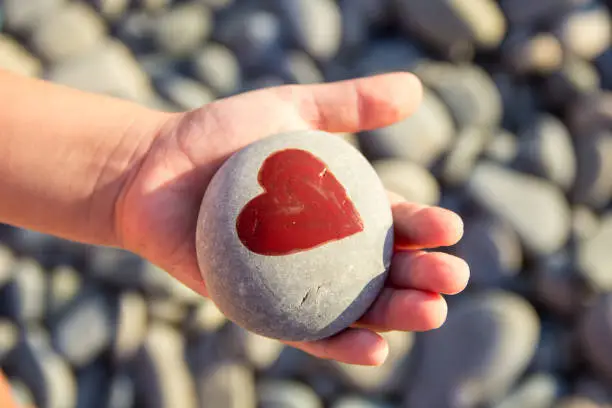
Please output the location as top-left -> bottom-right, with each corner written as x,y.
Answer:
114,73 -> 469,366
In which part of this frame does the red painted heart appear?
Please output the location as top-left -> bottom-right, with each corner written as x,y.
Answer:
236,148 -> 365,256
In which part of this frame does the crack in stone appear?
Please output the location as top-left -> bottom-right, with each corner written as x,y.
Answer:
300,285 -> 323,307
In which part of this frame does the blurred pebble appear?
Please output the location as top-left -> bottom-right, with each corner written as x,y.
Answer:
134,323 -> 197,408
533,252 -> 583,318
9,380 -> 36,408
441,127 -> 490,186
468,161 -> 571,255
569,91 -> 612,138
107,372 -> 136,408
184,298 -> 227,335
5,326 -> 77,408
198,0 -> 234,10
46,39 -> 155,103
579,294 -> 612,388
280,50 -> 324,84
394,0 -> 506,59
572,131 -> 612,209
404,291 -> 540,408
140,0 -> 172,12
455,215 -> 522,289
359,88 -> 455,166
92,0 -> 131,20
51,289 -> 117,368
485,129 -> 519,165
0,34 -> 42,77
196,360 -> 256,408
156,75 -> 216,110
331,331 -> 414,394
493,73 -> 539,133
258,379 -> 322,408
0,319 -> 18,362
1,258 -> 46,324
415,62 -> 503,130
223,325 -> 284,371
574,376 -> 612,405
572,205 -> 601,241
274,0 -> 342,61
113,292 -> 148,364
148,298 -> 188,325
332,396 -> 395,408
47,265 -> 82,319
498,0 -> 584,26
372,160 -> 440,205
514,114 -> 576,191
493,373 -> 561,408
542,57 -> 600,110
153,2 -> 212,56
2,0 -> 65,34
578,214 -> 612,292
0,245 -> 15,288
75,360 -> 112,408
504,32 -> 564,75
555,396 -> 602,408
350,39 -> 422,77
595,48 -> 612,90
191,43 -> 241,95
556,7 -> 611,61
30,2 -> 107,63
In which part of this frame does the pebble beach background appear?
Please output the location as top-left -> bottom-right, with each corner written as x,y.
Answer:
1,0 -> 612,407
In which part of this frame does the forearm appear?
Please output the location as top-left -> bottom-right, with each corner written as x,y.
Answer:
0,69 -> 172,246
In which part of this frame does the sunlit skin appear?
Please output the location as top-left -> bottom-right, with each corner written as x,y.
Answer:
0,70 -> 469,403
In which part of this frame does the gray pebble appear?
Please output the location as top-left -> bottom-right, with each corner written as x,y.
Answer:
332,396 -> 395,408
543,57 -> 601,109
572,131 -> 612,210
441,127 -> 490,187
30,2 -> 106,63
531,321 -> 574,373
578,294 -> 612,387
148,298 -> 188,325
555,6 -> 611,61
455,215 -> 522,289
372,159 -> 441,206
52,290 -> 117,368
572,205 -> 601,241
514,114 -> 577,191
468,161 -> 571,255
5,326 -> 77,408
568,92 -> 612,138
222,324 -> 285,371
498,0 -> 584,26
133,323 -> 198,408
351,39 -> 422,77
2,0 -> 65,34
46,39 -> 155,103
153,2 -> 212,56
113,292 -> 148,364
196,130 -> 393,341
0,34 -> 43,77
156,75 -> 216,111
554,397 -> 602,408
198,0 -> 234,10
93,0 -> 131,20
493,374 -> 561,408
192,43 -> 241,95
573,376 -> 612,405
415,62 -> 503,130
258,380 -> 322,408
280,50 -> 324,84
196,360 -> 256,408
394,0 -> 506,59
0,318 -> 18,362
47,265 -> 82,319
404,291 -> 540,408
503,32 -> 564,75
0,244 -> 15,288
533,252 -> 583,319
274,0 -> 342,61
9,380 -> 36,408
3,258 -> 47,324
75,361 -> 111,408
578,214 -> 612,292
485,129 -> 519,165
107,372 -> 136,408
332,331 -> 414,394
359,88 -> 455,166
183,298 -> 227,335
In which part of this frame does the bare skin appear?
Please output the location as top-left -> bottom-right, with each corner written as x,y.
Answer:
0,70 -> 468,403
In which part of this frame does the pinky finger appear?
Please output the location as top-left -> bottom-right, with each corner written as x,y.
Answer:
284,328 -> 389,366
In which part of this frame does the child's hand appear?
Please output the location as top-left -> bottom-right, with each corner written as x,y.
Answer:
113,73 -> 469,366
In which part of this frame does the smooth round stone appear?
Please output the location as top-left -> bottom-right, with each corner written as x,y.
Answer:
485,129 -> 519,165
572,131 -> 612,210
196,361 -> 256,408
47,265 -> 82,319
0,319 -> 18,362
403,291 -> 540,408
30,2 -> 107,63
196,131 -> 393,342
556,7 -> 611,61
533,252 -> 583,318
257,380 -> 322,408
441,127 -> 490,187
191,43 -> 241,96
3,0 -> 66,34
0,34 -> 42,77
333,396 -> 394,408
113,292 -> 148,364
578,214 -> 612,292
503,32 -> 563,75
0,245 -> 15,289
578,294 -> 612,384
468,161 -> 571,256
493,374 -> 561,408
542,57 -> 601,109
350,39 -> 422,78
3,258 -> 47,324
152,2 -> 212,56
372,159 -> 440,206
183,298 -> 227,334
358,89 -> 455,167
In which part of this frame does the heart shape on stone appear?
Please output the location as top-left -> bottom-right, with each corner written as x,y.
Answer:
236,148 -> 365,256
